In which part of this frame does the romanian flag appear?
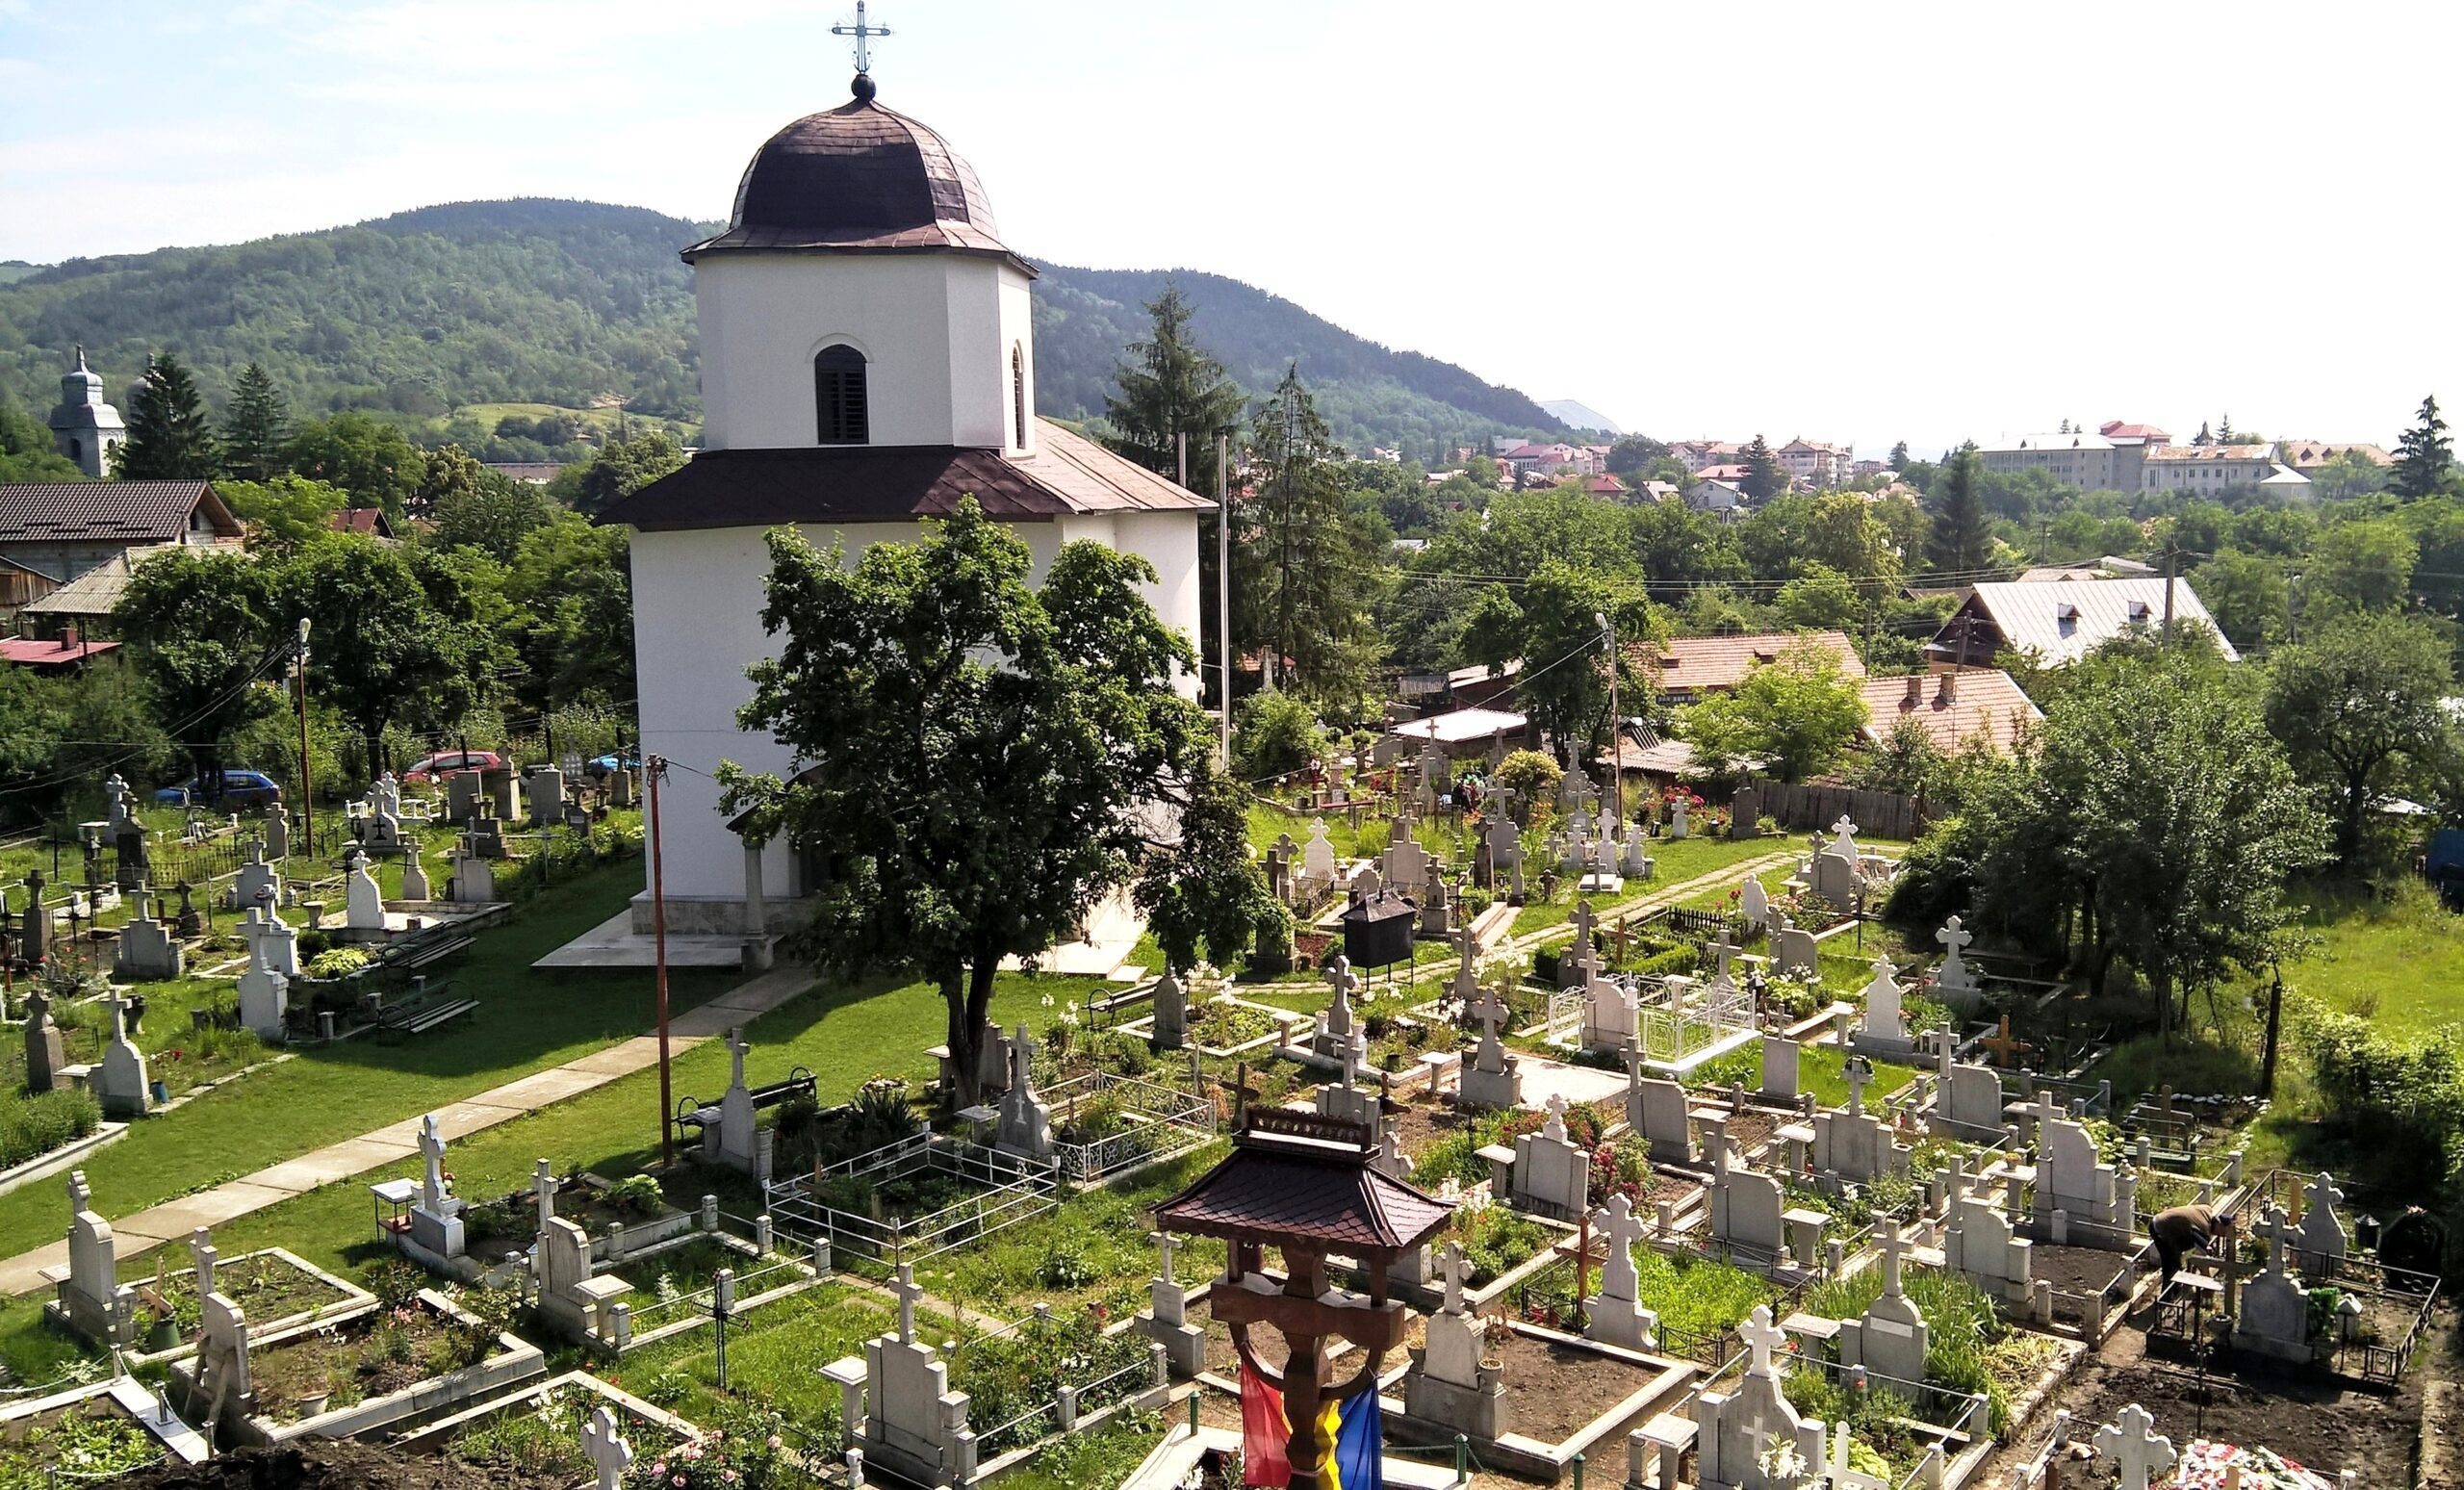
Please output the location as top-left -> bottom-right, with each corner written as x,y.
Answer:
1241,1360 -> 1290,1488
1323,1386 -> 1383,1490
1240,1366 -> 1382,1490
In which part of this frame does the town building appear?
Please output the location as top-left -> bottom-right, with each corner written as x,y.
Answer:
1981,421 -> 2170,493
1641,629 -> 1866,702
1926,576 -> 2238,669
1666,440 -> 1742,474
1778,438 -> 1853,489
1857,669 -> 2041,756
0,481 -> 243,590
1683,477 -> 1746,513
599,69 -> 1212,938
44,348 -> 126,479
2140,445 -> 2308,498
2277,440 -> 2393,472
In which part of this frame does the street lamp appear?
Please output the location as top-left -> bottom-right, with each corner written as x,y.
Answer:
1595,611 -> 1623,832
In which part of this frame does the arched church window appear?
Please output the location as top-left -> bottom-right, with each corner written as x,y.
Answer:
814,345 -> 869,445
66,439 -> 81,465
1012,344 -> 1028,449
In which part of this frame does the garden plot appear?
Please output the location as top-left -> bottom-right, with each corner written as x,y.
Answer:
1793,1264 -> 2078,1446
454,1170 -> 695,1271
1388,1320 -> 1694,1483
596,1225 -> 826,1353
917,1147 -> 1228,1320
171,1284 -> 545,1446
1041,1071 -> 1216,1184
393,1369 -> 699,1477
764,1126 -> 1058,1275
1500,1245 -> 1784,1366
120,1246 -> 372,1365
0,1376 -> 209,1480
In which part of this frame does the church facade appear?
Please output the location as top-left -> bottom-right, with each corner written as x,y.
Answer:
602,74 -> 1213,937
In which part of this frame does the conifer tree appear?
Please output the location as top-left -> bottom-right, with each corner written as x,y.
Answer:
1740,433 -> 1784,501
219,362 -> 290,481
1924,441 -> 1991,575
1102,283 -> 1244,499
1888,440 -> 1910,472
116,352 -> 218,479
1240,365 -> 1386,706
2393,395 -> 2454,501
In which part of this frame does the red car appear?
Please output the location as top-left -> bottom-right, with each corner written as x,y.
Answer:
402,749 -> 503,784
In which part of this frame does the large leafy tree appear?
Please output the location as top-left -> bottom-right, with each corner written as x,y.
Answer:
1681,637 -> 1869,784
2305,517 -> 2417,617
284,535 -> 512,780
1239,366 -> 1388,707
561,429 -> 685,515
428,457 -> 558,562
502,514 -> 636,707
1460,560 -> 1653,767
281,413 -> 424,515
2393,395 -> 2454,501
1739,434 -> 1784,501
116,353 -> 218,479
1102,283 -> 1245,496
216,475 -> 350,552
114,548 -> 283,802
1134,763 -> 1276,975
219,362 -> 291,481
717,500 -> 1238,1107
2265,612 -> 2454,865
1924,442 -> 1990,575
0,396 -> 82,482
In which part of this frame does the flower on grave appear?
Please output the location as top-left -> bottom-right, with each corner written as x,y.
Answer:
766,1435 -> 782,1450
1040,993 -> 1055,1008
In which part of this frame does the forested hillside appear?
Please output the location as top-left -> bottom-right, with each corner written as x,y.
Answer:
0,199 -> 1558,454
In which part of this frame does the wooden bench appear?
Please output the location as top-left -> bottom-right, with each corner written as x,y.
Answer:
374,984 -> 479,1038
394,934 -> 475,973
675,1067 -> 817,1134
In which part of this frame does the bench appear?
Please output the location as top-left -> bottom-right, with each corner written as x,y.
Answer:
1084,980 -> 1154,1029
394,934 -> 475,973
374,985 -> 479,1038
675,1067 -> 817,1133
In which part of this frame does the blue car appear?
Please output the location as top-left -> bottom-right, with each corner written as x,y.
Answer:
154,770 -> 284,808
586,753 -> 643,778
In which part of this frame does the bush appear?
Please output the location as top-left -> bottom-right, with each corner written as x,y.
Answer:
2300,997 -> 2464,1192
306,946 -> 370,979
1493,750 -> 1561,813
0,1088 -> 101,1168
603,1173 -> 666,1216
1885,814 -> 1979,929
1231,692 -> 1327,781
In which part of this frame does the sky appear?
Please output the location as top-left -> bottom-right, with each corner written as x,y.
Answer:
2,0 -> 2458,455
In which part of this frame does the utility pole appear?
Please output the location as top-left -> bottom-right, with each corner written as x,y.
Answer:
2161,541 -> 2180,643
1595,611 -> 1623,830
1217,431 -> 1233,765
2260,958 -> 2285,1096
648,755 -> 674,1166
295,620 -> 314,854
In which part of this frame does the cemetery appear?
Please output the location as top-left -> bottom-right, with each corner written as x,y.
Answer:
0,1374 -> 210,1481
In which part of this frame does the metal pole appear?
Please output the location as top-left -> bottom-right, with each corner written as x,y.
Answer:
1217,432 -> 1233,764
1596,612 -> 1622,830
295,620 -> 314,855
650,755 -> 674,1167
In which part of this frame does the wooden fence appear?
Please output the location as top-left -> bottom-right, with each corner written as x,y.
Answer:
1740,780 -> 1930,841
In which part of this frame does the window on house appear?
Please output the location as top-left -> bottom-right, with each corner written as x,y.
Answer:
814,345 -> 869,445
1012,344 -> 1027,449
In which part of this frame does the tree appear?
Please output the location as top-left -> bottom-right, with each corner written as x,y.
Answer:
1240,366 -> 1388,707
114,548 -> 283,803
2194,551 -> 2291,650
1888,440 -> 1911,473
1460,561 -> 1652,768
2306,518 -> 2417,617
1101,283 -> 1244,496
2393,395 -> 2454,501
281,413 -> 424,514
428,458 -> 557,562
1680,638 -> 1869,784
284,536 -> 511,780
716,500 -> 1225,1108
1847,712 -> 1951,800
219,363 -> 291,481
2265,612 -> 2454,865
1231,691 -> 1327,780
567,429 -> 685,515
502,514 -> 635,707
0,395 -> 83,482
217,475 -> 350,551
1134,762 -> 1276,974
1491,749 -> 1561,821
116,353 -> 218,479
1604,436 -> 1668,476
1739,434 -> 1784,501
1922,442 -> 1990,575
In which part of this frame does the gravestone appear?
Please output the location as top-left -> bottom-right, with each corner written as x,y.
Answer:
2295,1171 -> 2348,1274
467,804 -> 507,860
248,900 -> 300,976
1313,955 -> 1365,1066
1707,1138 -> 1786,1265
527,766 -> 566,829
1583,1194 -> 1658,1350
341,848 -> 387,939
1263,844 -> 1290,905
1459,981 -> 1523,1109
1403,1245 -> 1507,1440
583,1406 -> 635,1490
1926,1029 -> 2007,1137
410,1113 -> 467,1259
262,810 -> 288,861
1138,1231 -> 1206,1377
1933,915 -> 1981,1009
1620,820 -> 1652,879
1313,1040 -> 1377,1129
193,1262 -> 253,1421
21,989 -> 63,1094
18,871 -> 43,966
236,918 -> 291,1040
445,771 -> 483,825
485,769 -> 520,822
1667,796 -> 1688,840
1836,1225 -> 1928,1384
2091,1404 -> 2177,1490
1940,1193 -> 2032,1303
1730,785 -> 1761,839
1150,966 -> 1187,1050
1419,873 -> 1451,938
715,1027 -> 759,1168
1759,1036 -> 1800,1102
450,849 -> 496,904
1483,816 -> 1523,896
992,1024 -> 1053,1160
531,1161 -> 633,1347
233,839 -> 277,912
1854,958 -> 1909,1053
173,880 -> 202,938
2032,1092 -> 2134,1241
1772,913 -> 1819,979
399,847 -> 431,902
43,1171 -> 136,1346
1810,846 -> 1857,909
849,1266 -> 980,1488
1581,964 -> 1637,1053
1737,877 -> 1769,929
1626,1049 -> 1694,1165
95,993 -> 151,1118
1691,1306 -> 1824,1490
1507,1094 -> 1590,1218
1811,1055 -> 1909,1185
1300,820 -> 1338,894
363,774 -> 406,854
2231,1204 -> 2315,1364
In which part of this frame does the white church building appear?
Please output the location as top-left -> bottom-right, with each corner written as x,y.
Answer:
600,70 -> 1213,938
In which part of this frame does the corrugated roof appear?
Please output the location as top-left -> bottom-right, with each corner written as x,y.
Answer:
20,548 -> 150,617
1643,630 -> 1866,694
0,482 -> 238,544
599,420 -> 1213,532
0,636 -> 118,666
1958,577 -> 2239,664
1858,670 -> 2041,755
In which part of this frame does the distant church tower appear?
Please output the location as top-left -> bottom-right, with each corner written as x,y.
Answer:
47,347 -> 126,477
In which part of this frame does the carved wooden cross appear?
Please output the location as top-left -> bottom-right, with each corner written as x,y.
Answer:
1979,1015 -> 2031,1068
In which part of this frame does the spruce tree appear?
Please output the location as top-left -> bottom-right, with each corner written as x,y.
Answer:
1888,440 -> 1910,472
1102,283 -> 1244,499
1240,365 -> 1385,706
1740,433 -> 1784,501
219,362 -> 290,481
1924,441 -> 1991,575
116,352 -> 218,479
2393,395 -> 2453,501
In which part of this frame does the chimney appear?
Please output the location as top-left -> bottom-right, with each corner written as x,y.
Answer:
60,625 -> 78,653
1903,675 -> 1923,707
1937,672 -> 1959,706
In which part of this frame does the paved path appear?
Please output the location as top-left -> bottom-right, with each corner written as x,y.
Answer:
0,963 -> 814,1296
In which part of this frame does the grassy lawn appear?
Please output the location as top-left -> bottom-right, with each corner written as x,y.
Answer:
1508,835 -> 1785,936
0,860 -> 750,1261
2282,880 -> 2464,1036
1690,1042 -> 1918,1108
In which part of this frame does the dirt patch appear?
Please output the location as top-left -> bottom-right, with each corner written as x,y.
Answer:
109,1440 -> 576,1489
1391,1096 -> 1479,1161
2029,1243 -> 2134,1323
1485,1326 -> 1665,1445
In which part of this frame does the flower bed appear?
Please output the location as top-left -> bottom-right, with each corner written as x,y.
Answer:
124,1246 -> 372,1361
460,1171 -> 691,1262
406,1373 -> 697,1482
1502,1246 -> 1784,1365
946,1311 -> 1155,1457
0,1393 -> 167,1484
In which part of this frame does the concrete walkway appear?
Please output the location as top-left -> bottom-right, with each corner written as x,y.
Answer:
0,963 -> 815,1296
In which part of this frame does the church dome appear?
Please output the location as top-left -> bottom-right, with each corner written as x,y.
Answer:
685,76 -> 1023,266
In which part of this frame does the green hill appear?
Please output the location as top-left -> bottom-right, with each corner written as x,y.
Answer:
0,198 -> 1559,455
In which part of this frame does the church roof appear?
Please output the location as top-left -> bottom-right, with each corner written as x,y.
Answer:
598,420 -> 1215,531
685,77 -> 1028,272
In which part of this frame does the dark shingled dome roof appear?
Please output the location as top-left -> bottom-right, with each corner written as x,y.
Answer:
684,75 -> 1028,271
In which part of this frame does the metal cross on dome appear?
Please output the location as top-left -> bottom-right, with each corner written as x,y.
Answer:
834,1 -> 892,75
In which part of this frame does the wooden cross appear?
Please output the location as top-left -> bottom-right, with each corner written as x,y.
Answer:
1979,1015 -> 2031,1068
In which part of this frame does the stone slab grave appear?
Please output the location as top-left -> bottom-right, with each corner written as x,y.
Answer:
991,1024 -> 1055,1161
236,915 -> 292,1040
1688,1305 -> 1828,1490
1939,1191 -> 2036,1309
1313,1037 -> 1378,1130
827,1265 -> 981,1489
40,1170 -> 138,1347
397,1113 -> 468,1265
21,988 -> 64,1094
96,991 -> 151,1118
1403,1243 -> 1508,1440
1770,912 -> 1819,979
2028,1090 -> 2136,1245
1136,1231 -> 1205,1378
336,847 -> 387,942
529,1160 -> 635,1349
232,839 -> 278,912
1625,1049 -> 1693,1166
1759,1035 -> 1799,1103
1932,914 -> 1982,1010
114,883 -> 184,982
1300,819 -> 1338,896
1833,1223 -> 1929,1385
1704,1116 -> 1796,1272
1580,951 -> 1637,1053
1851,956 -> 1914,1059
1811,1052 -> 1910,1186
1583,1194 -> 1659,1351
1485,1093 -> 1589,1220
1924,1028 -> 2008,1139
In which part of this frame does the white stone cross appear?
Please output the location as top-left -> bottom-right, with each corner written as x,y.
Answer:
1325,954 -> 1358,1007
1707,932 -> 1738,979
1828,815 -> 1860,858
890,1262 -> 923,1345
66,1169 -> 90,1215
1570,898 -> 1597,950
583,1404 -> 635,1490
2091,1403 -> 2177,1490
2302,1170 -> 2346,1219
190,1227 -> 218,1298
728,1026 -> 750,1091
1009,1022 -> 1037,1096
1843,1053 -> 1873,1118
2253,1202 -> 2299,1277
1877,1222 -> 1905,1297
1739,1303 -> 1787,1378
1151,1230 -> 1178,1286
1594,1193 -> 1641,1297
417,1114 -> 450,1211
1541,1092 -> 1570,1143
1469,984 -> 1507,1041
2027,1090 -> 2065,1131
1937,914 -> 1972,963
1439,1241 -> 1469,1315
533,1159 -> 561,1231
1922,1025 -> 1960,1076
106,991 -> 134,1044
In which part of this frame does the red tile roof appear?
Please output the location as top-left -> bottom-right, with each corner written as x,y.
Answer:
1644,630 -> 1865,694
327,507 -> 395,537
1858,669 -> 2040,755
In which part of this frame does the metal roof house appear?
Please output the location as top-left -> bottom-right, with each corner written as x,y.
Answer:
1927,577 -> 2239,669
